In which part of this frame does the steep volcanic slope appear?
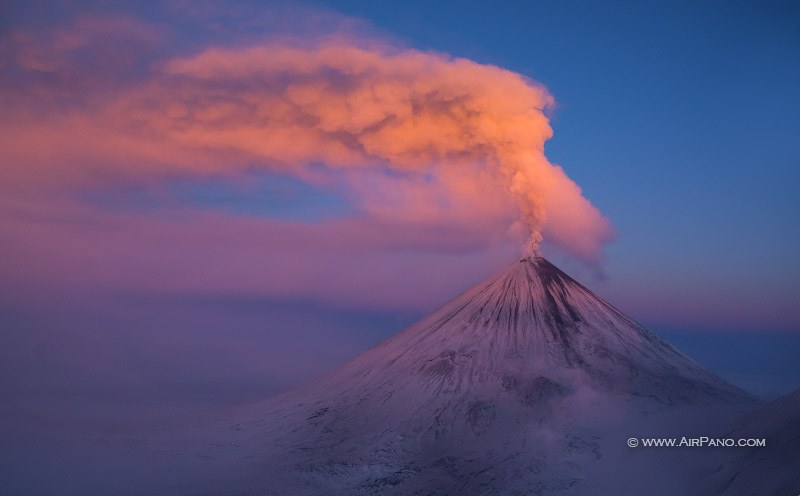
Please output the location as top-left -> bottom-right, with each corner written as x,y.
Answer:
304,257 -> 746,406
187,257 -> 757,495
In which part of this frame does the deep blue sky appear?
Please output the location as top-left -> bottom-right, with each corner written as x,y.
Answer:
307,0 -> 800,332
300,0 -> 799,398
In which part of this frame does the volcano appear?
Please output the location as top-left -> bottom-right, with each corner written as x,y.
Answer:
182,257 -> 758,495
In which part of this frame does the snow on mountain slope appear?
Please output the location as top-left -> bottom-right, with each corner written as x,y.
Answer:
174,257 -> 758,495
701,389 -> 800,496
301,256 -> 748,406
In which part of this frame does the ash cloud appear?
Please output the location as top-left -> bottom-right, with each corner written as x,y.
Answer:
0,7 -> 613,263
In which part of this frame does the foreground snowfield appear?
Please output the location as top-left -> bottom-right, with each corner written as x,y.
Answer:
703,390 -> 800,496
2,258 -> 797,495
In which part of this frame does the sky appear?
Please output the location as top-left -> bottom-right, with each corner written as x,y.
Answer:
0,0 -> 798,422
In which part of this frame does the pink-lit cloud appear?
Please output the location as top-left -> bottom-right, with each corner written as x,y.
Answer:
0,196 -> 517,312
0,12 -> 613,264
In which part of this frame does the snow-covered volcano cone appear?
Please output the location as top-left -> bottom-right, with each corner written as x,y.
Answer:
196,257 -> 758,495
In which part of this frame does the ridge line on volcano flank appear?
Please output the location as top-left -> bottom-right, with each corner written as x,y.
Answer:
298,255 -> 753,409
184,257 -> 764,496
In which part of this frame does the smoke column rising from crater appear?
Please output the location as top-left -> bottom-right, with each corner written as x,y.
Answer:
1,16 -> 613,262
151,41 -> 612,260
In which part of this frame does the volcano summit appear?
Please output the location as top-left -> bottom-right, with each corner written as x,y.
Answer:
175,257 -> 760,495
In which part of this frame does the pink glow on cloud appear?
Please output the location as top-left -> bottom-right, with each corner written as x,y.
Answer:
0,196 -> 517,312
0,13 -> 612,262
0,8 -> 616,318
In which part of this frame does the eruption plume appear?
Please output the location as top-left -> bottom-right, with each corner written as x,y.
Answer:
1,18 -> 613,262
